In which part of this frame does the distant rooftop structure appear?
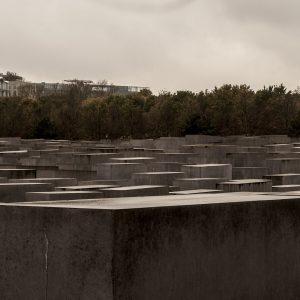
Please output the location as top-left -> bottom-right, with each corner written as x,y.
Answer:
0,77 -> 10,97
0,72 -> 149,98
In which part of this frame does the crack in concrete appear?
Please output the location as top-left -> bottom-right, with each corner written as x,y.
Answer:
44,232 -> 49,300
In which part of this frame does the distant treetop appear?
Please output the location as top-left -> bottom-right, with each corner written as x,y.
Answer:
1,71 -> 23,81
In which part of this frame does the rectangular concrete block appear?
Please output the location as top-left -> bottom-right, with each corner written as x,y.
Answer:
266,158 -> 300,174
110,157 -> 156,164
97,163 -> 146,180
101,185 -> 169,198
9,178 -> 78,187
264,144 -> 292,153
173,178 -> 226,190
0,183 -> 53,202
2,193 -> 300,299
217,179 -> 272,193
25,191 -> 103,202
0,168 -> 36,179
226,152 -> 267,167
232,167 -> 268,179
182,164 -> 232,180
0,177 -> 8,183
170,189 -> 222,195
132,172 -> 184,186
55,185 -> 116,191
78,179 -> 129,186
146,162 -> 183,172
272,185 -> 300,192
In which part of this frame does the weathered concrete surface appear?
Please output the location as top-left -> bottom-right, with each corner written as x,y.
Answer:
170,189 -> 222,195
272,185 -> 300,192
0,183 -> 53,202
0,177 -> 8,183
0,168 -> 36,179
55,184 -> 116,191
232,167 -> 267,179
267,158 -> 300,174
97,163 -> 146,180
2,193 -> 300,299
173,177 -> 226,190
217,179 -> 272,193
263,173 -> 300,185
9,177 -> 78,187
132,172 -> 184,186
0,206 -> 114,299
182,164 -> 232,180
101,185 -> 169,198
25,191 -> 103,202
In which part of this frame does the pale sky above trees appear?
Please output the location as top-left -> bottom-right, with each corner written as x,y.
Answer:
1,0 -> 300,93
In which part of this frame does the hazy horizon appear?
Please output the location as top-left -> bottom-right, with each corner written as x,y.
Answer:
1,0 -> 300,94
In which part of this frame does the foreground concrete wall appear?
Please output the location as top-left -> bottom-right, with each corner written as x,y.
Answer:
2,195 -> 300,299
0,207 -> 114,299
113,199 -> 300,299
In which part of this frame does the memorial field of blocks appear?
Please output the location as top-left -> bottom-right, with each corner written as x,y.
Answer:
3,134 -> 300,298
2,134 -> 300,199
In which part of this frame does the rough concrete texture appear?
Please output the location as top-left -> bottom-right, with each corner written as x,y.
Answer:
101,185 -> 169,198
9,177 -> 78,186
173,178 -> 226,190
0,168 -> 36,179
25,191 -> 103,202
263,173 -> 300,185
97,163 -> 146,180
2,193 -> 300,299
232,167 -> 268,179
217,179 -> 272,193
182,164 -> 232,180
0,183 -> 53,202
0,206 -> 113,299
1,135 -> 300,198
132,172 -> 185,186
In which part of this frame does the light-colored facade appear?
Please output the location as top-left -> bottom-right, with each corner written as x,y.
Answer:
0,77 -> 10,97
8,80 -> 24,97
0,78 -> 148,98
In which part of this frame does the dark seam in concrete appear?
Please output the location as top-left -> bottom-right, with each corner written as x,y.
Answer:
44,231 -> 49,300
112,211 -> 116,299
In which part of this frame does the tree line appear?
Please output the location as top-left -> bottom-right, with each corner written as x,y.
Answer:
1,84 -> 300,140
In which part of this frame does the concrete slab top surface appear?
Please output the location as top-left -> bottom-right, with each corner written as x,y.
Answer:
183,144 -> 235,148
221,179 -> 271,184
134,172 -> 184,175
0,150 -> 28,154
0,183 -> 50,186
0,168 -> 35,171
111,157 -> 155,160
273,185 -> 300,188
5,192 -> 300,210
264,144 -> 291,146
28,191 -> 102,195
267,158 -> 300,161
102,185 -> 167,191
170,189 -> 222,195
74,153 -> 119,156
100,163 -> 144,166
158,153 -> 193,155
233,167 -> 267,169
183,164 -> 231,167
58,185 -> 116,190
265,173 -> 300,177
176,178 -> 226,181
11,178 -> 76,181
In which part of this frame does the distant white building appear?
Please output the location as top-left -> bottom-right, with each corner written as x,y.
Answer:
0,77 -> 9,97
0,76 -> 148,98
8,80 -> 24,97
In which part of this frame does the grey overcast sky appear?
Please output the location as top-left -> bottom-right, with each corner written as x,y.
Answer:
1,0 -> 300,93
